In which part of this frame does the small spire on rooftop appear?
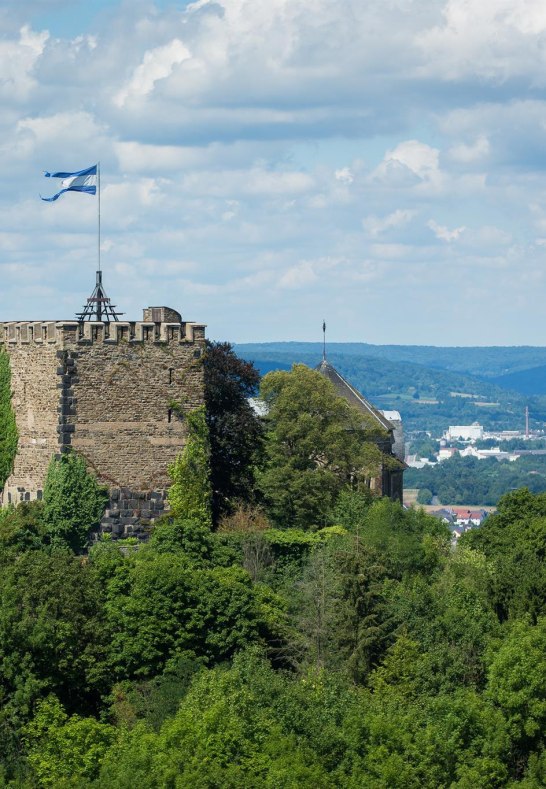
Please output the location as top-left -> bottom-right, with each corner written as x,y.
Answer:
322,319 -> 326,361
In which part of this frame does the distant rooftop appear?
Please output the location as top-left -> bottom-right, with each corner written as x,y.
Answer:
316,359 -> 394,432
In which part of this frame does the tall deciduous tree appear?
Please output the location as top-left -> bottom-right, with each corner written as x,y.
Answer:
258,364 -> 386,529
203,341 -> 264,523
23,695 -> 115,788
42,453 -> 108,551
462,489 -> 546,622
0,551 -> 110,766
104,553 -> 272,680
486,617 -> 546,762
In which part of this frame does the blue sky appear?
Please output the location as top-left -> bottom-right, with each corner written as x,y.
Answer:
2,0 -> 546,345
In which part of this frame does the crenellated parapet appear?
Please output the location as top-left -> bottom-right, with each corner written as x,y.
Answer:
1,306 -> 207,539
0,321 -> 63,345
0,320 -> 206,347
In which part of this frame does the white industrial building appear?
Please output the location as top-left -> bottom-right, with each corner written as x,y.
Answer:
445,423 -> 484,442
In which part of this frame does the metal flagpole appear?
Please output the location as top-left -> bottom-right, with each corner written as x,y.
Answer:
97,161 -> 101,273
76,161 -> 124,322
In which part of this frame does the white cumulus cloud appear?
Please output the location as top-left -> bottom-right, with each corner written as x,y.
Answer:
363,209 -> 416,237
449,135 -> 490,163
0,25 -> 48,101
335,167 -> 354,184
428,219 -> 466,242
114,39 -> 192,107
3,0 -> 546,343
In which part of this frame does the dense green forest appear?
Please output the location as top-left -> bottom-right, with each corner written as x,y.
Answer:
491,364 -> 546,396
3,490 -> 545,787
0,348 -> 545,787
235,345 -> 546,434
406,454 -> 546,506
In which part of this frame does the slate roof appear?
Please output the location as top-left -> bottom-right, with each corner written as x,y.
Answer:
431,508 -> 455,523
316,359 -> 394,433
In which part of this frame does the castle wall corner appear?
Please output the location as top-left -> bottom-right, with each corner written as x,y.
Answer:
0,322 -> 63,505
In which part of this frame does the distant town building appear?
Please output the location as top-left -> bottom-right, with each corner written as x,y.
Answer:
451,508 -> 487,527
429,506 -> 489,534
445,423 -> 484,441
438,447 -> 458,461
406,454 -> 436,469
429,508 -> 455,525
484,430 -> 535,441
248,397 -> 268,417
459,446 -> 519,462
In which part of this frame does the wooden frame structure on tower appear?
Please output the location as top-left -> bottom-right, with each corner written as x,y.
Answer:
76,270 -> 123,322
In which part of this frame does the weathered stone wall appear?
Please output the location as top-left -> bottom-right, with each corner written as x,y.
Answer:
0,324 -> 59,505
0,315 -> 207,536
64,321 -> 205,537
63,325 -> 205,491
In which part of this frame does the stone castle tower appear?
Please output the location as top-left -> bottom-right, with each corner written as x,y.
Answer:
0,306 -> 206,538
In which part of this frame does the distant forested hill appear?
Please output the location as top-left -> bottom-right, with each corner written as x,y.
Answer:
235,343 -> 546,434
491,364 -> 546,395
237,342 -> 546,379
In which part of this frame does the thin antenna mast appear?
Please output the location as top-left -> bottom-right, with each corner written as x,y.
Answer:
322,320 -> 326,361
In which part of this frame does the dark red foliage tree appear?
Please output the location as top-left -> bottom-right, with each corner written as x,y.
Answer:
203,341 -> 264,524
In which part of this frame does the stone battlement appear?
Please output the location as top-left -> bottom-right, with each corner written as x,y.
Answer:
0,320 -> 206,346
1,305 -> 207,539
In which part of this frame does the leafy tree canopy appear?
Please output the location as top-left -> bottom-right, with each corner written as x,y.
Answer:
204,341 -> 264,523
417,487 -> 433,504
462,489 -> 546,622
0,549 -> 110,772
258,364 -> 387,528
42,453 -> 108,552
2,411 -> 546,786
486,617 -> 546,757
23,695 -> 114,788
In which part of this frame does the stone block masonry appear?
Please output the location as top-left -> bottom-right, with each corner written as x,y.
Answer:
0,309 -> 206,538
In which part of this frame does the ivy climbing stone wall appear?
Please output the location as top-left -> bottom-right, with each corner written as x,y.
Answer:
0,348 -> 18,493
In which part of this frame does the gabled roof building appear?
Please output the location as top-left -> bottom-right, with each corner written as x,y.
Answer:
316,359 -> 405,503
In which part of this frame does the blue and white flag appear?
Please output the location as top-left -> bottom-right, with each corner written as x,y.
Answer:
41,164 -> 97,202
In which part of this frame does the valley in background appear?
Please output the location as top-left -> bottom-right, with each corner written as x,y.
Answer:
236,342 -> 546,506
